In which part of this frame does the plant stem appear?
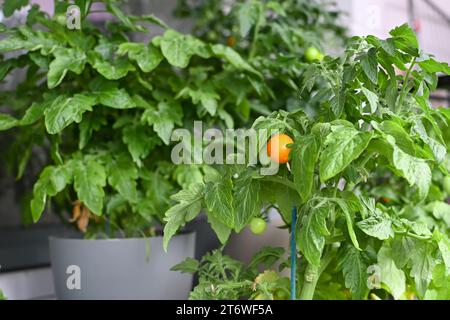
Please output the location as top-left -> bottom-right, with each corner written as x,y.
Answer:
290,206 -> 297,300
318,247 -> 336,275
299,245 -> 336,300
299,263 -> 319,300
249,5 -> 262,60
397,231 -> 432,240
396,57 -> 416,113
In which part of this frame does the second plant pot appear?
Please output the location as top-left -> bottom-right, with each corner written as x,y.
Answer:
49,232 -> 196,300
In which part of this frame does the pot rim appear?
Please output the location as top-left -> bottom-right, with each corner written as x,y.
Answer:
48,231 -> 196,242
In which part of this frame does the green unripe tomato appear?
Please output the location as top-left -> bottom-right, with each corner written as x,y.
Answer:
274,289 -> 289,300
443,176 -> 450,194
250,217 -> 267,235
253,293 -> 270,300
304,46 -> 323,62
54,13 -> 67,26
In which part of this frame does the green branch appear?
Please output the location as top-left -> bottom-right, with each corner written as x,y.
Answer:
396,57 -> 416,113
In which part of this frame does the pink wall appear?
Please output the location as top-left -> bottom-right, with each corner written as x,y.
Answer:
337,0 -> 450,63
30,0 -> 54,15
29,0 -> 108,21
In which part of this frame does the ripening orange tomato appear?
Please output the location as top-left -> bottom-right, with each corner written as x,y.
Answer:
382,197 -> 392,203
267,133 -> 294,164
227,36 -> 236,47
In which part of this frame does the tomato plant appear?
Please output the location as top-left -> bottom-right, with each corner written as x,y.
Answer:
0,0 -> 347,240
165,24 -> 450,300
0,0 -> 266,236
174,0 -> 347,122
172,247 -> 290,300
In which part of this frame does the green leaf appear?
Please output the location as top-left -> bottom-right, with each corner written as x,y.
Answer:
89,53 -> 135,80
0,34 -> 28,52
412,119 -> 446,164
301,65 -> 319,93
131,14 -> 169,29
0,57 -> 20,81
386,135 -> 432,199
177,85 -> 219,116
361,87 -> 379,113
122,124 -> 158,165
210,44 -> 261,77
95,88 -> 136,109
425,264 -> 450,300
137,171 -> 172,220
174,165 -> 204,189
163,183 -> 204,251
78,112 -> 106,149
73,158 -> 106,216
171,257 -> 200,273
0,113 -> 18,131
418,58 -> 450,75
107,154 -> 138,203
143,100 -> 183,145
0,28 -> 57,53
389,23 -> 419,56
237,0 -> 260,37
408,240 -> 436,297
233,171 -> 260,232
218,109 -> 234,129
47,48 -> 87,89
332,198 -> 361,250
117,42 -> 163,73
320,124 -> 373,182
44,94 -> 97,134
207,213 -> 232,244
30,164 -> 73,222
20,98 -> 53,126
392,236 -> 416,268
291,135 -> 319,202
435,232 -> 450,275
298,201 -> 331,267
427,201 -> 450,227
360,47 -> 378,84
271,184 -> 299,223
2,0 -> 28,17
159,30 -> 197,68
248,246 -> 285,270
330,91 -> 345,118
205,174 -> 234,228
105,0 -> 136,30
357,211 -> 394,240
377,243 -> 406,299
337,244 -> 369,299
378,120 -> 415,155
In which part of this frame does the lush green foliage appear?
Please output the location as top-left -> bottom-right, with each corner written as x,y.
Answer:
173,247 -> 290,300
175,0 -> 347,119
0,0 -> 266,236
0,0 -> 346,237
165,23 -> 450,299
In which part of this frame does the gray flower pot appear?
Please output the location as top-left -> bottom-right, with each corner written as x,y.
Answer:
49,232 -> 196,300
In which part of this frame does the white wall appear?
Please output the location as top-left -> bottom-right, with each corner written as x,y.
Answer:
0,268 -> 54,300
337,0 -> 450,62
